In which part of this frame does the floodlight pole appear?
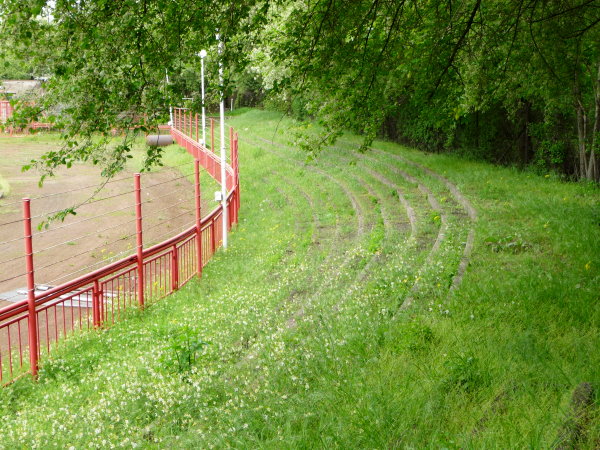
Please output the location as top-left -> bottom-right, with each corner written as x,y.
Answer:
199,50 -> 207,147
217,33 -> 228,249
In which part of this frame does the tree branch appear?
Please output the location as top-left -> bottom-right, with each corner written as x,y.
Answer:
429,0 -> 481,99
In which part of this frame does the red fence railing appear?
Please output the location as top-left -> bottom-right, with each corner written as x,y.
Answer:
0,110 -> 240,384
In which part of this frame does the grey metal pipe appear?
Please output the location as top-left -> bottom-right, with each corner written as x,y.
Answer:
146,135 -> 174,147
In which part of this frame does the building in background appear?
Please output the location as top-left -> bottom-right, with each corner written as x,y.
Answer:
0,79 -> 43,100
0,79 -> 45,123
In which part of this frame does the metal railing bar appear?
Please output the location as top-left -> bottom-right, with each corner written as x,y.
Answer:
35,203 -> 133,236
0,254 -> 24,267
35,233 -> 137,273
144,198 -> 192,216
45,247 -> 136,286
35,219 -> 137,255
29,175 -> 132,201
143,172 -> 194,189
0,272 -> 27,284
143,210 -> 194,233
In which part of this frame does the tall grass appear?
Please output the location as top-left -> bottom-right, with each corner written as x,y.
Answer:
0,110 -> 598,448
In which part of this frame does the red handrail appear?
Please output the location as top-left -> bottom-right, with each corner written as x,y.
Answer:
0,109 -> 240,384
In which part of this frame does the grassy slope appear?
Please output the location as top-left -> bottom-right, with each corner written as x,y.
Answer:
0,110 -> 598,448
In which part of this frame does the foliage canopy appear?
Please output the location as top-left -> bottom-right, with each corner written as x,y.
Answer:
1,0 -> 599,181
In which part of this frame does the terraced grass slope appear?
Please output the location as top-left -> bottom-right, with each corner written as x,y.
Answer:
0,109 -> 598,448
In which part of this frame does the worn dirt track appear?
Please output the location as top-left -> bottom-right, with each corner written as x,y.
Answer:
0,136 -> 213,304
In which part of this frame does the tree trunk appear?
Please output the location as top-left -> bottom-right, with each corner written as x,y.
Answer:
520,100 -> 531,165
475,109 -> 480,150
576,101 -> 587,179
587,62 -> 600,182
574,63 -> 590,180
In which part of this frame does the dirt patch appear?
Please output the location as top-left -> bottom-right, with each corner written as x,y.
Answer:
0,136 -> 213,297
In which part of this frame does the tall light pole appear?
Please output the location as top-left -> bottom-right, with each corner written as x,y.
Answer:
198,49 -> 207,146
165,69 -> 173,126
217,33 -> 228,249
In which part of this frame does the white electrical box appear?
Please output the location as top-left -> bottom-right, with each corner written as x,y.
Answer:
214,191 -> 223,202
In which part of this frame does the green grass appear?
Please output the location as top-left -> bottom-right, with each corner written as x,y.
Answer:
0,109 -> 598,448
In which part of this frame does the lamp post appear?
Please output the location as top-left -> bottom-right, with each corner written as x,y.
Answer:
198,49 -> 207,147
217,33 -> 228,249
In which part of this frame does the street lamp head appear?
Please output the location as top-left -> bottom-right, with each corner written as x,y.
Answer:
199,49 -> 207,58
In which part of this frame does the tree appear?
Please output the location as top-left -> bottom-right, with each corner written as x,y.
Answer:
250,0 -> 600,181
1,0 -> 599,181
0,0 -> 263,179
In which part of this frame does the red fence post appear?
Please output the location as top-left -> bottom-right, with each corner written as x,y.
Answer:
195,160 -> 203,277
237,134 -> 240,221
23,198 -> 39,378
92,280 -> 101,327
134,174 -> 144,308
234,133 -> 240,224
211,220 -> 216,255
171,244 -> 179,292
229,126 -> 234,164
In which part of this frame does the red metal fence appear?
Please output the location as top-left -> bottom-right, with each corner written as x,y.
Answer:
0,109 -> 240,384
